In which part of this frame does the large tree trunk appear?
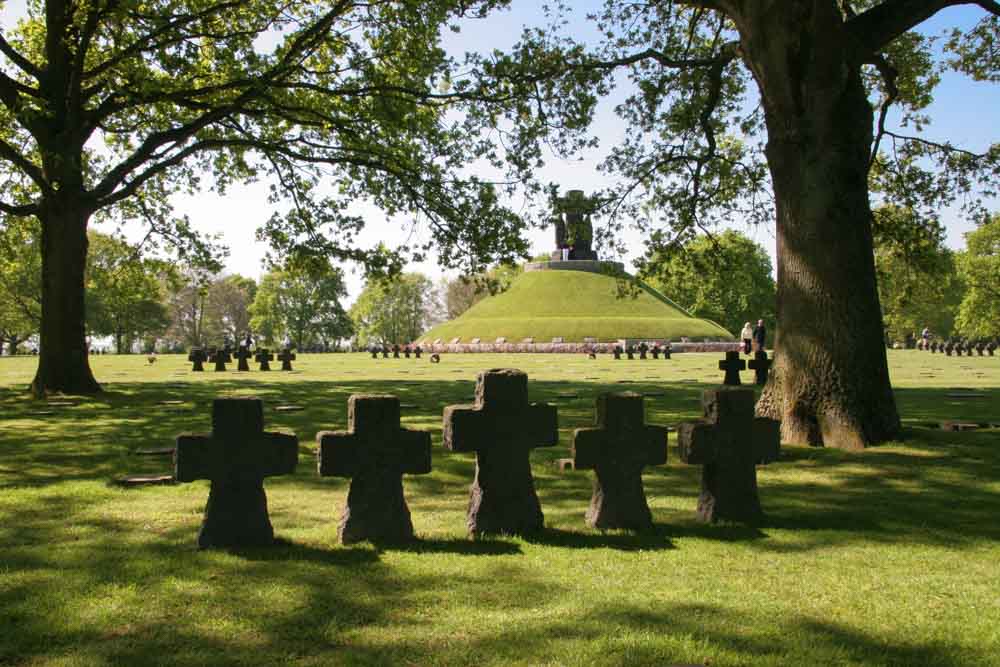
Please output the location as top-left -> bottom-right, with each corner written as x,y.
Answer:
740,5 -> 900,449
30,199 -> 101,396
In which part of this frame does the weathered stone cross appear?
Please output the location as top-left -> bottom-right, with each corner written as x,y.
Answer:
278,348 -> 296,371
235,346 -> 251,371
718,351 -> 746,386
175,398 -> 298,548
255,348 -> 274,371
677,388 -> 780,523
210,348 -> 231,372
443,369 -> 558,536
317,395 -> 431,544
188,348 -> 207,372
572,392 -> 667,530
747,351 -> 772,386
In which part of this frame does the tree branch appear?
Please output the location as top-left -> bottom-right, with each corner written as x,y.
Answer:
0,137 -> 47,191
848,0 -> 1000,55
0,32 -> 42,80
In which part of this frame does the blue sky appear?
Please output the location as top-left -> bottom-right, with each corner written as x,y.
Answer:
1,1 -> 997,303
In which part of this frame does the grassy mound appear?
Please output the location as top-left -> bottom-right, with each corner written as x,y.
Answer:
421,269 -> 732,343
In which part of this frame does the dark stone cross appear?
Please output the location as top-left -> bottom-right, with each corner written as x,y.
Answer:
381,345 -> 390,359
414,345 -> 422,359
278,348 -> 296,371
677,388 -> 780,523
255,348 -> 274,371
403,346 -> 411,358
370,348 -> 378,359
235,346 -> 251,371
613,345 -> 622,360
317,395 -> 432,544
210,348 -> 231,372
944,341 -> 954,356
626,345 -> 635,360
175,398 -> 298,548
747,351 -> 772,386
638,342 -> 648,360
930,341 -> 938,353
392,344 -> 401,359
663,343 -> 672,360
651,346 -> 660,360
442,369 -> 558,536
719,351 -> 746,386
572,393 -> 667,530
188,348 -> 207,372
988,341 -> 997,356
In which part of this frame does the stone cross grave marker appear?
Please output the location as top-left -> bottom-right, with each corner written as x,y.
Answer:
613,345 -> 622,360
210,348 -> 231,372
626,345 -> 635,360
393,344 -> 401,358
747,351 -> 772,386
572,393 -> 667,530
188,348 -> 207,372
638,342 -> 648,360
663,343 -> 672,360
403,346 -> 411,358
677,388 -> 780,523
317,395 -> 431,544
414,345 -> 422,359
278,348 -> 296,371
442,369 -> 558,536
255,348 -> 274,371
719,351 -> 746,386
175,398 -> 298,548
235,346 -> 252,371
370,348 -> 378,359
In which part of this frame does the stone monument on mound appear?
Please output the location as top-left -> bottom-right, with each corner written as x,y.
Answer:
550,189 -> 600,261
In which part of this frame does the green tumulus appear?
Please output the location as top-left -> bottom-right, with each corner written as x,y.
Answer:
421,264 -> 733,344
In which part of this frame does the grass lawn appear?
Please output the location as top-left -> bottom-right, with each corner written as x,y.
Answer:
1,350 -> 998,666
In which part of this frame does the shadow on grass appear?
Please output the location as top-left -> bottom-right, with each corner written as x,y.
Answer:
521,525 -> 676,551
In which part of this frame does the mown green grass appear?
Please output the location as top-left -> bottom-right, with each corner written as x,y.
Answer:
1,350 -> 998,666
420,269 -> 733,343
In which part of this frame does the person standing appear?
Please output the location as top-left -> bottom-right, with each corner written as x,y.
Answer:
752,319 -> 767,352
740,321 -> 754,354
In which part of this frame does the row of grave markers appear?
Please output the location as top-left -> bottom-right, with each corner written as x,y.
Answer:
919,340 -> 997,356
174,368 -> 781,549
188,347 -> 296,372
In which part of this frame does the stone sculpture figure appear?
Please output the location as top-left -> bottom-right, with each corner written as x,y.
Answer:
175,398 -> 298,548
572,393 -> 667,530
442,369 -> 558,536
317,395 -> 431,544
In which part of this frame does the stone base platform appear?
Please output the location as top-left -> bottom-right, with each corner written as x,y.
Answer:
523,259 -> 626,274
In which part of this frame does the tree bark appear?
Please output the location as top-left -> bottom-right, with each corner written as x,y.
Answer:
30,198 -> 101,396
739,4 -> 901,449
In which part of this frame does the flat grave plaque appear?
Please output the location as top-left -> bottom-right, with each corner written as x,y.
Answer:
274,405 -> 305,412
132,447 -> 175,457
113,475 -> 176,488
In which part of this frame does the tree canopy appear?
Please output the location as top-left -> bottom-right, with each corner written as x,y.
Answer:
350,273 -> 437,347
955,212 -> 1000,338
643,230 -> 775,339
0,0 -> 536,394
249,263 -> 352,349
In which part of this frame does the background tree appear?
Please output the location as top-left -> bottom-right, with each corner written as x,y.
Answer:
0,0 -> 535,396
85,232 -> 170,354
643,230 -> 775,339
0,217 -> 41,354
483,1 -> 1000,448
249,264 -> 352,349
955,213 -> 1000,338
350,273 -> 437,347
165,269 -> 218,350
872,205 -> 964,343
206,275 -> 257,346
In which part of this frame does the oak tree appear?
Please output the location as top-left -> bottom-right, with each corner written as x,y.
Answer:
0,0 -> 529,395
486,1 -> 1000,448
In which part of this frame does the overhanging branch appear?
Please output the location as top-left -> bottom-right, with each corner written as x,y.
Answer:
848,0 -> 1000,55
